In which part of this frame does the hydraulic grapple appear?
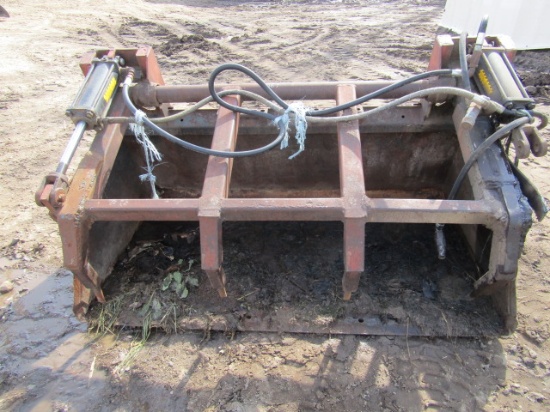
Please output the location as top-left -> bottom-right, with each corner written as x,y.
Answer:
37,24 -> 547,335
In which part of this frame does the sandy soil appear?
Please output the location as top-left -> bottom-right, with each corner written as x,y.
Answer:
1,0 -> 549,411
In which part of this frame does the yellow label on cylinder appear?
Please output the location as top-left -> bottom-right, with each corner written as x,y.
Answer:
477,69 -> 494,94
103,77 -> 117,102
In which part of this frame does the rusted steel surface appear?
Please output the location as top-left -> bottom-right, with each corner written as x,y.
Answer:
41,44 -> 536,333
199,95 -> 241,298
428,34 -> 455,71
451,103 -> 530,332
221,198 -> 344,221
367,198 -> 500,226
85,199 -> 200,221
83,198 -> 500,226
37,47 -> 169,317
118,311 -> 430,337
133,78 -> 456,107
161,105 -> 455,135
336,85 -> 367,300
113,309 -> 500,337
427,35 -> 517,72
57,91 -> 130,311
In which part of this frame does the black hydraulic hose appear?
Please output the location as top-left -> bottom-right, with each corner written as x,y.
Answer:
448,116 -> 530,200
208,64 -> 282,121
308,69 -> 455,116
121,63 -> 461,158
436,116 -> 530,260
459,31 -> 471,91
478,15 -> 489,34
122,76 -> 286,158
502,109 -> 547,130
208,63 -> 456,118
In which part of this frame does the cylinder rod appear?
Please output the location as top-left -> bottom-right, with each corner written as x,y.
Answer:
56,120 -> 87,174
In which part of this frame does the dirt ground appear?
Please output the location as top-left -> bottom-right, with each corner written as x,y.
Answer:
1,0 -> 550,411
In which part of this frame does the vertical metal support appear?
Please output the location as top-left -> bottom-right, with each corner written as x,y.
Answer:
135,46 -> 166,86
453,103 -> 530,332
199,216 -> 226,297
337,85 -> 367,300
428,34 -> 455,71
73,277 -> 95,320
58,201 -> 98,320
57,213 -> 95,291
199,95 -> 240,297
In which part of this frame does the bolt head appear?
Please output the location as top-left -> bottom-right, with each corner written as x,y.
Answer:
53,188 -> 66,205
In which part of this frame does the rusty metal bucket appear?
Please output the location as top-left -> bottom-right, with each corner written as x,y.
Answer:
37,37 -> 544,336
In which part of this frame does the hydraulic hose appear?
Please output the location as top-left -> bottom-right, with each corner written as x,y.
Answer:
122,63 -> 504,158
122,73 -> 287,158
151,86 -> 505,125
478,15 -> 489,34
302,87 -> 504,123
151,89 -> 279,124
459,31 -> 471,91
208,63 -> 457,119
123,63 -> 542,264
448,116 -> 530,200
123,69 -> 504,158
308,69 -> 456,116
435,116 -> 531,259
208,64 -> 284,121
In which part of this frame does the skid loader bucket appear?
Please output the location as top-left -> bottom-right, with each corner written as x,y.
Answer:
37,33 -> 547,336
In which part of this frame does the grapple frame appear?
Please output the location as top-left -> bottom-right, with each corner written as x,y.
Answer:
37,36 -> 540,335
